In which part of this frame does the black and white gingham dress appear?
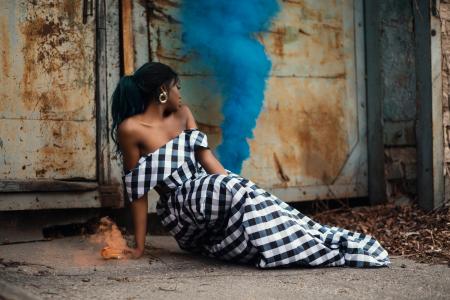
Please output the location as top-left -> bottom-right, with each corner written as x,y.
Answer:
123,128 -> 390,268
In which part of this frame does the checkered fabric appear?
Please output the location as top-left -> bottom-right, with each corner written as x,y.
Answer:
123,128 -> 390,268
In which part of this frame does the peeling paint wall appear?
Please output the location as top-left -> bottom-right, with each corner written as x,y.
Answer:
144,0 -> 368,203
379,0 -> 417,200
440,1 -> 450,203
0,0 -> 96,181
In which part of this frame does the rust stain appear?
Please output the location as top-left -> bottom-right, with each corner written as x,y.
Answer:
35,120 -> 94,179
283,0 -> 323,22
295,99 -> 348,185
8,0 -> 97,180
36,142 -> 76,178
36,168 -> 47,177
264,0 -> 345,66
156,27 -> 162,57
197,122 -> 221,134
147,0 -> 181,24
63,0 -> 78,23
298,28 -> 310,36
313,73 -> 346,79
273,152 -> 290,182
0,17 -> 10,75
251,77 -> 350,187
282,0 -> 304,4
52,127 -> 62,138
309,23 -> 343,54
333,30 -> 341,49
19,0 -> 93,118
320,23 -> 341,31
273,27 -> 286,57
153,0 -> 180,7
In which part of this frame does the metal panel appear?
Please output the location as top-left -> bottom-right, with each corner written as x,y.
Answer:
364,0 -> 386,204
0,0 -> 96,181
0,191 -> 103,211
380,0 -> 416,122
414,0 -> 445,210
145,0 -> 367,202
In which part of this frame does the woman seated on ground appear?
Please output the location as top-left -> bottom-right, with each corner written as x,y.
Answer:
111,62 -> 390,268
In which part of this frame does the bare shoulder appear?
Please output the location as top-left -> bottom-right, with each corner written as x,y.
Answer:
118,117 -> 138,135
117,117 -> 141,171
177,103 -> 193,116
117,117 -> 140,144
177,104 -> 197,128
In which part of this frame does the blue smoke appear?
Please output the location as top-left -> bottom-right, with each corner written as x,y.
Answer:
180,0 -> 280,173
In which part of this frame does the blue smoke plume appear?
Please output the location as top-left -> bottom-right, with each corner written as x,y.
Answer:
180,0 -> 280,173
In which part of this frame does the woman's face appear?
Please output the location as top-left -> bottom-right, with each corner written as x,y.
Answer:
164,79 -> 182,110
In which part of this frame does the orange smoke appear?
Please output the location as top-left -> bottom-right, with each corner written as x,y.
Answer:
89,216 -> 128,259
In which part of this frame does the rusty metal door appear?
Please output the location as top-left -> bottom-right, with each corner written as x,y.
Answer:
0,1 -> 96,183
144,0 -> 366,203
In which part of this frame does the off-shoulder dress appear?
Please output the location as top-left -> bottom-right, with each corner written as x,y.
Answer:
123,128 -> 390,268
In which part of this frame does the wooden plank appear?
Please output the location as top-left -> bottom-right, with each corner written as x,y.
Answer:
0,191 -> 102,211
106,0 -> 125,207
414,0 -> 445,210
96,0 -> 124,207
96,0 -> 110,185
364,0 -> 386,204
266,184 -> 367,203
99,184 -> 122,207
0,180 -> 98,192
431,0 -> 445,208
132,1 -> 149,68
121,0 -> 134,74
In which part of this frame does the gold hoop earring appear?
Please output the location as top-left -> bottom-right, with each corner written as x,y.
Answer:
159,91 -> 168,103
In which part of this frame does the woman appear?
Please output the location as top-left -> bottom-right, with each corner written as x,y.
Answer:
111,62 -> 390,268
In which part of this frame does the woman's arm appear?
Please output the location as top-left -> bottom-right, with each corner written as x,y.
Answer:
128,194 -> 147,258
182,105 -> 228,175
118,120 -> 147,258
196,148 -> 228,175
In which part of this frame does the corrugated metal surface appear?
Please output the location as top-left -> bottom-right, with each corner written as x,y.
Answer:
0,0 -> 96,180
146,0 -> 367,202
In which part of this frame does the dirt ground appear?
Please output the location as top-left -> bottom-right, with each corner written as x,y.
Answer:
0,235 -> 449,300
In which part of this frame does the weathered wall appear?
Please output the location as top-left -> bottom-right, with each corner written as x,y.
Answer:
380,0 -> 418,200
0,0 -> 96,181
0,1 -> 123,211
440,1 -> 450,203
144,0 -> 368,205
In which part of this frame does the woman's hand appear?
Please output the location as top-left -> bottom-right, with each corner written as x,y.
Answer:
123,246 -> 144,259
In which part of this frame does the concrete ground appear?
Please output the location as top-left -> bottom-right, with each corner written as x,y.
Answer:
0,236 -> 449,300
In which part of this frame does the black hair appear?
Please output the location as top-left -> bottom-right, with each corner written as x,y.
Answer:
110,62 -> 179,156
